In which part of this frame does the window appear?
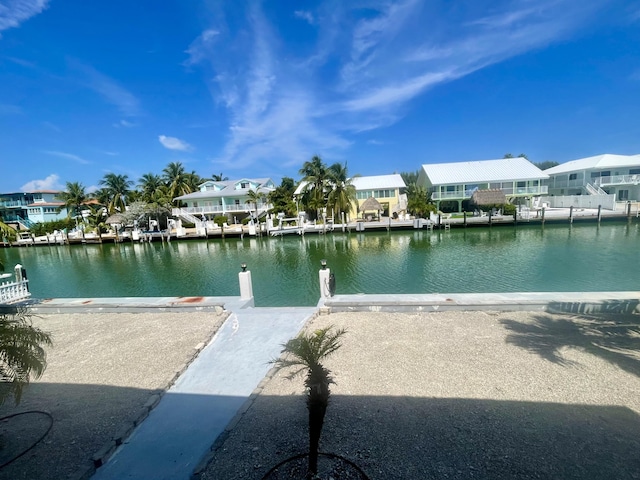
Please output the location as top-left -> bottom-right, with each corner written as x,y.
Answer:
240,182 -> 249,189
234,199 -> 240,206
569,173 -> 577,180
630,168 -> 640,175
618,190 -> 629,201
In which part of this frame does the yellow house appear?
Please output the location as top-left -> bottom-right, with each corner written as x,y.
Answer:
352,174 -> 406,219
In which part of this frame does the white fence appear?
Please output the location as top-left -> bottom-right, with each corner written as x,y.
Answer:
540,194 -> 616,210
0,264 -> 31,304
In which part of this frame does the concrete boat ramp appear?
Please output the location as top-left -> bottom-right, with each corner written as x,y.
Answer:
20,292 -> 639,479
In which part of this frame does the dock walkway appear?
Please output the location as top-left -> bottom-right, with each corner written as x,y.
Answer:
91,302 -> 316,480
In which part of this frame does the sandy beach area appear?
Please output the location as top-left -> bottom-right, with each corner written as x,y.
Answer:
0,308 -> 638,479
0,311 -> 226,480
201,310 -> 640,480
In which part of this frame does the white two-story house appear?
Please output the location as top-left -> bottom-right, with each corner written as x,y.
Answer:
417,157 -> 548,212
545,153 -> 640,202
173,178 -> 275,223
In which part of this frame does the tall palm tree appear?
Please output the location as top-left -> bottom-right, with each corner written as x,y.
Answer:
99,173 -> 133,214
0,308 -> 52,406
327,162 -> 357,221
272,326 -> 346,479
299,155 -> 329,220
163,162 -> 193,203
56,181 -> 88,219
138,173 -> 164,203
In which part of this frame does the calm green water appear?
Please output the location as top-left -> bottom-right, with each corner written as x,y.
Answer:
1,222 -> 638,306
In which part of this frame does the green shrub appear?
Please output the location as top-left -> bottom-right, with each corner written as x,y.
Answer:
502,203 -> 517,215
213,215 -> 227,227
29,219 -> 76,237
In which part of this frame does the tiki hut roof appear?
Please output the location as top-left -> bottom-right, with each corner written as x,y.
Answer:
471,189 -> 507,206
105,213 -> 126,225
359,196 -> 383,212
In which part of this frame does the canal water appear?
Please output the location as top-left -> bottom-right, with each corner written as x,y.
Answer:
1,222 -> 638,307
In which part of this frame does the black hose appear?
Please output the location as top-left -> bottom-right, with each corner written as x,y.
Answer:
0,410 -> 54,469
260,451 -> 370,480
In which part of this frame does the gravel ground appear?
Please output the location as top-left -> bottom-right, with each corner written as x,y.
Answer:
0,311 -> 227,480
201,310 -> 640,480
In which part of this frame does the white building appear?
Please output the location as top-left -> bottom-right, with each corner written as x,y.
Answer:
545,153 -> 640,202
417,158 -> 548,212
173,178 -> 275,223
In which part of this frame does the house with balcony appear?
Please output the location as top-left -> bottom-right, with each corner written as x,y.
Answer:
0,190 -> 69,230
417,157 -> 549,212
172,178 -> 276,224
545,153 -> 640,202
26,191 -> 68,224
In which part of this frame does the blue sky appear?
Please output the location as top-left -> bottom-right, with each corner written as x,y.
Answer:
1,0 -> 639,193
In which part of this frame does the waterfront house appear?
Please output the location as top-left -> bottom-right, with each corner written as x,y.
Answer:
26,191 -> 69,224
0,190 -> 69,230
172,178 -> 276,224
294,174 -> 406,220
544,153 -> 640,202
417,157 -> 549,212
352,174 -> 406,219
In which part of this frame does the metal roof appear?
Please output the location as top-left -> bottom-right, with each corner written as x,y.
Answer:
420,158 -> 548,186
544,154 -> 640,175
175,178 -> 274,200
352,174 -> 406,190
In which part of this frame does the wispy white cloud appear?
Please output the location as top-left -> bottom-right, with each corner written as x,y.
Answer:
183,29 -> 220,67
189,0 -> 611,172
0,0 -> 49,35
158,135 -> 194,151
69,59 -> 141,117
42,150 -> 91,165
42,121 -> 61,132
20,173 -> 62,191
113,119 -> 136,128
294,10 -> 315,25
0,103 -> 23,115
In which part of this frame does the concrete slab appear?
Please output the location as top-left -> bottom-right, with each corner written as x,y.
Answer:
322,292 -> 640,314
92,306 -> 317,480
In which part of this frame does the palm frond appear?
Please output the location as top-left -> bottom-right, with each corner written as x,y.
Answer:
0,309 -> 52,406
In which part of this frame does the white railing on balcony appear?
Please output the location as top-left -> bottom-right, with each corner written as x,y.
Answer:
173,202 -> 271,217
432,186 -> 548,200
595,174 -> 640,187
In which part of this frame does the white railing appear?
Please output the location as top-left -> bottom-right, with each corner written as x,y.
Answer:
0,279 -> 31,304
595,174 -> 640,187
173,202 -> 271,217
432,186 -> 548,200
540,194 -> 616,210
585,183 -> 607,195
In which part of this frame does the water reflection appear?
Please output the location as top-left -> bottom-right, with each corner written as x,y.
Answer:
0,222 -> 638,306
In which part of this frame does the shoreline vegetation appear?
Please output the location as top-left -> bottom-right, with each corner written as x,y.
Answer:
3,206 -> 638,248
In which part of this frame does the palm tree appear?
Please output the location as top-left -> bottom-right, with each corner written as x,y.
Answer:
272,326 -> 346,479
327,162 -> 357,221
299,155 -> 329,220
212,173 -> 228,182
83,205 -> 108,240
406,183 -> 433,218
138,173 -> 164,203
163,162 -> 193,203
0,308 -> 52,406
56,181 -> 88,219
0,218 -> 16,249
99,173 -> 133,214
245,189 -> 265,215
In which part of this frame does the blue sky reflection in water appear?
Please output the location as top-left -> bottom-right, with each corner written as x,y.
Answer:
1,223 -> 639,307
